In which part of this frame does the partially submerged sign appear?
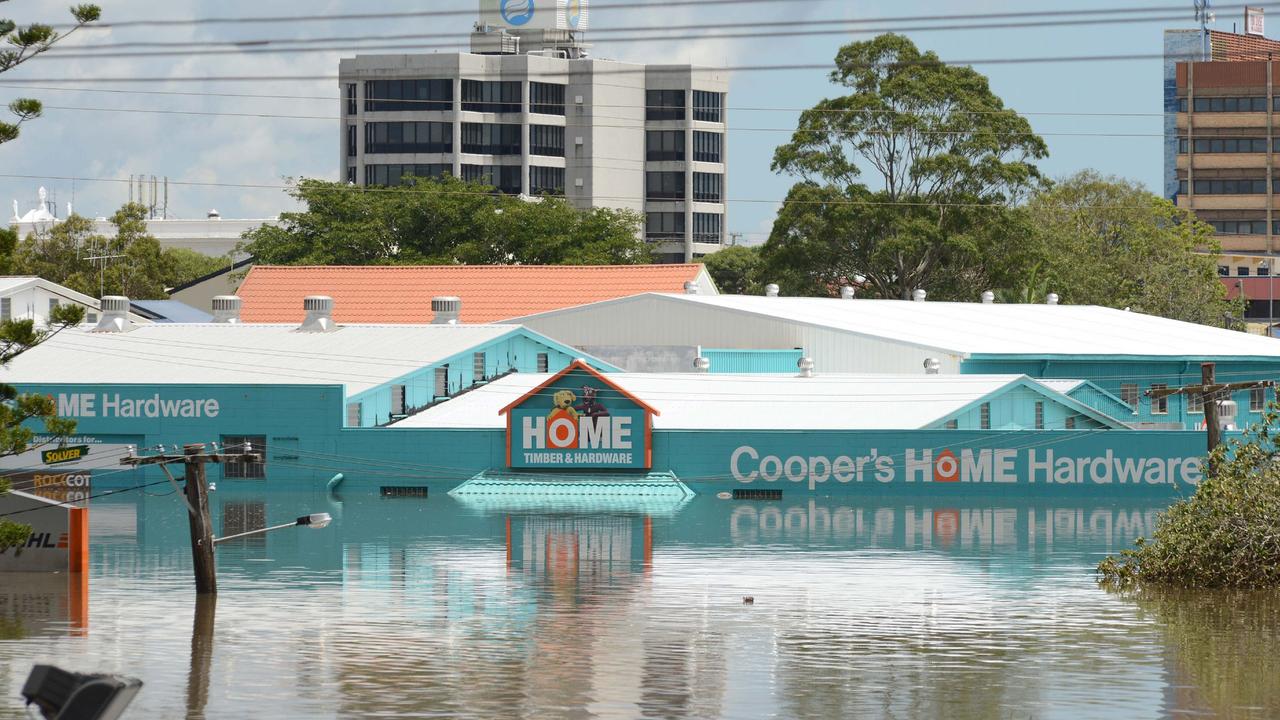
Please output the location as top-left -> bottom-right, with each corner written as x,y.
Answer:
0,489 -> 88,573
501,360 -> 657,470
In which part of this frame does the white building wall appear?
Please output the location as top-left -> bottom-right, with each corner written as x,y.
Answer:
10,217 -> 267,258
514,295 -> 966,373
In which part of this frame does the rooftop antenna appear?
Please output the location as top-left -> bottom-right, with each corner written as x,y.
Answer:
1195,1 -> 1215,58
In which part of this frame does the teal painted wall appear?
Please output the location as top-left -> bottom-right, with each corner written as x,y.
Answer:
1066,384 -> 1137,424
932,385 -> 1108,430
962,358 -> 1280,428
702,349 -> 804,373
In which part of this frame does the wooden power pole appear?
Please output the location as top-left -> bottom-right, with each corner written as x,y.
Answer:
121,443 -> 261,595
1147,362 -> 1275,455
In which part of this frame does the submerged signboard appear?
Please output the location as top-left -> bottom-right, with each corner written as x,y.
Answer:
502,360 -> 655,469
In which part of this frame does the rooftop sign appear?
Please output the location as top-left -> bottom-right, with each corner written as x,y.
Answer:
479,0 -> 589,32
500,360 -> 655,470
1247,6 -> 1265,36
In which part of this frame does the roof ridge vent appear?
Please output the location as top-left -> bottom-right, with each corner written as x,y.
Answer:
298,295 -> 336,333
840,285 -> 854,300
912,289 -> 927,302
683,281 -> 699,295
91,296 -> 133,333
211,295 -> 242,323
797,356 -> 815,378
432,296 -> 462,324
764,283 -> 779,297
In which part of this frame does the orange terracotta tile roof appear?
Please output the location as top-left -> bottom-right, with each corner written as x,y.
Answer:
235,264 -> 712,323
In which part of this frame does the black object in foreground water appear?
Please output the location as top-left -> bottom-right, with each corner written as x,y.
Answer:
22,665 -> 142,720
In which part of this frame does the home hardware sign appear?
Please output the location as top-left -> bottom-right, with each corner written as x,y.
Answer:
41,445 -> 89,465
501,360 -> 656,470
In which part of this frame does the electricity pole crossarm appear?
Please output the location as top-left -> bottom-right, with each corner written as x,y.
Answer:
1146,379 -> 1275,400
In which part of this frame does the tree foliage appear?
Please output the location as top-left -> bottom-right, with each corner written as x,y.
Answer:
9,203 -> 229,298
1098,403 -> 1280,588
1020,171 -> 1234,325
763,34 -> 1047,299
0,303 -> 84,551
241,177 -> 649,266
700,245 -> 764,295
0,1 -> 100,145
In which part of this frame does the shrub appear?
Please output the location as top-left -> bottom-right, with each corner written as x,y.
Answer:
1098,403 -> 1280,588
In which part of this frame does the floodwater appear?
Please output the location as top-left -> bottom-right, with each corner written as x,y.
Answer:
2,486 -> 1279,719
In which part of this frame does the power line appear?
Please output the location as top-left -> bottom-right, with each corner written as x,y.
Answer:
50,1 -> 1275,31
0,51 -> 1237,85
29,104 -> 1165,138
36,12 -> 1220,60
0,84 -> 1169,117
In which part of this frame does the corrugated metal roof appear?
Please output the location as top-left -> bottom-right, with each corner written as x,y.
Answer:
390,372 -> 1064,430
0,323 -> 522,394
595,294 -> 1280,358
129,300 -> 213,323
235,265 -> 715,324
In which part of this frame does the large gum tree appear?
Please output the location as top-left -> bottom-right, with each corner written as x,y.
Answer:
765,34 -> 1047,299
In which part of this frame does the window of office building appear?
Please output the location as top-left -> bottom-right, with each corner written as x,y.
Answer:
693,172 -> 723,202
346,166 -> 357,184
461,123 -> 522,155
365,79 -> 452,112
646,90 -> 685,121
1189,96 -> 1267,112
1210,220 -> 1268,235
1179,178 -> 1269,195
693,213 -> 722,243
346,125 -> 357,157
1239,266 -> 1252,276
529,166 -> 565,196
693,91 -> 723,122
462,80 -> 522,113
1179,137 -> 1269,153
345,83 -> 357,115
646,130 -> 685,161
365,121 -> 452,154
693,131 -> 722,162
530,124 -> 565,157
530,82 -> 566,115
461,164 -> 522,194
222,435 -> 266,479
365,163 -> 451,187
646,171 -> 685,200
646,212 -> 685,240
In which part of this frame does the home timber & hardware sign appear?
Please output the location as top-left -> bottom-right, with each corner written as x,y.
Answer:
501,360 -> 656,469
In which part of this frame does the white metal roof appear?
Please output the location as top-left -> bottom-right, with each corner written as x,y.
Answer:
0,323 -> 524,395
523,293 -> 1280,358
390,372 -> 1081,430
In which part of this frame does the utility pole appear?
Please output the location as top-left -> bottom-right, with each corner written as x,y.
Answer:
1147,362 -> 1275,455
121,443 -> 261,595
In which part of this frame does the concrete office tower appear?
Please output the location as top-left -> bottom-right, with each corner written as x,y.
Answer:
338,0 -> 728,263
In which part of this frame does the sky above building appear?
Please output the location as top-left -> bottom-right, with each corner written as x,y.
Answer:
0,0 -> 1207,244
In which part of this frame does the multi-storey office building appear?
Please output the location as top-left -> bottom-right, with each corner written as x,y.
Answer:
1165,25 -> 1280,320
338,4 -> 728,263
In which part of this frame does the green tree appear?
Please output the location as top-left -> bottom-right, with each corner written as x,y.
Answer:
701,245 -> 764,295
763,34 -> 1047,299
240,176 -> 649,266
0,304 -> 85,550
10,203 -> 227,298
1022,171 -> 1233,325
0,0 -> 99,551
0,2 -> 101,145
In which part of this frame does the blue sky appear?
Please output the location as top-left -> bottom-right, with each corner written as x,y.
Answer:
0,0 -> 1193,244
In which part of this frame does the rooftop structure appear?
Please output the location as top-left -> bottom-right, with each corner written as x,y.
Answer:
508,292 -> 1280,429
234,264 -> 717,323
390,372 -> 1125,431
0,276 -> 149,327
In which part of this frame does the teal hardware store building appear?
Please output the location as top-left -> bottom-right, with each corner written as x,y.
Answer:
0,291 -> 1232,497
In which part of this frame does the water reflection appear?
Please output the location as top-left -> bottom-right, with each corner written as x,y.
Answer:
1,489 -> 1277,719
